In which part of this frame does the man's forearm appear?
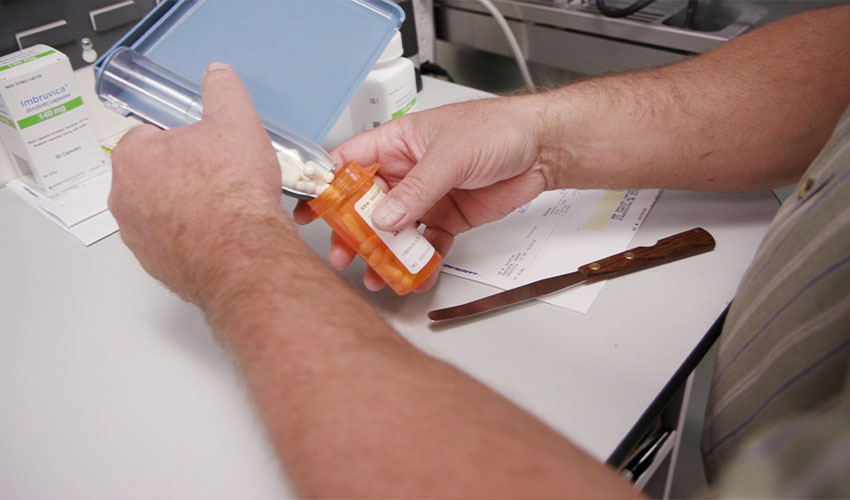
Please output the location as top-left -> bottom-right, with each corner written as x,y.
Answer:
204,217 -> 635,498
106,63 -> 630,497
534,5 -> 850,192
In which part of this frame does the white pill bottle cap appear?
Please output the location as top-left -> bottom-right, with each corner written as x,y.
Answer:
377,31 -> 403,63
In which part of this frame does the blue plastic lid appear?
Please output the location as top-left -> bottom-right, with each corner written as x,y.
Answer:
94,0 -> 404,143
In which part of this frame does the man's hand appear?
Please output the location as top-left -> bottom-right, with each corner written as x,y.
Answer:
294,96 -> 556,291
109,62 -> 290,306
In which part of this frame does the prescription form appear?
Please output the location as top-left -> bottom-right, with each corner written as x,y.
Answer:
441,188 -> 660,314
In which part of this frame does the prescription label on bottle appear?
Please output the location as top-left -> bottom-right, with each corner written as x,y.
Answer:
355,184 -> 435,274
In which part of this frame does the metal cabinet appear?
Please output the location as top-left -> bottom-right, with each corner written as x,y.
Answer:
1,0 -> 158,69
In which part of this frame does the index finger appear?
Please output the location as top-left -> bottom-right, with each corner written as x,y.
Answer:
329,124 -> 385,167
293,200 -> 319,224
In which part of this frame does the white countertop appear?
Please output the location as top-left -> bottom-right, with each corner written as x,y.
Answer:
0,68 -> 779,498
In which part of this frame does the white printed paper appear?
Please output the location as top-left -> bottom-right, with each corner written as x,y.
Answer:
5,130 -> 134,246
7,162 -> 117,246
441,189 -> 659,314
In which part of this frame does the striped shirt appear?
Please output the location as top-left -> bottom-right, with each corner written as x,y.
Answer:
701,105 -> 850,497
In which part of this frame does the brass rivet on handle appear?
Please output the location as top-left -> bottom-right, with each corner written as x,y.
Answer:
624,252 -> 635,260
798,176 -> 815,199
589,262 -> 601,270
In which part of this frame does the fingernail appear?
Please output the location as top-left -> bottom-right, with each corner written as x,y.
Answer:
205,62 -> 232,74
373,197 -> 406,228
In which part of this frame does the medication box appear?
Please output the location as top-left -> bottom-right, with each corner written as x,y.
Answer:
0,45 -> 106,196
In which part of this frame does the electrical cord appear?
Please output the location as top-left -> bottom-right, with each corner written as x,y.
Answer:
471,0 -> 536,90
420,61 -> 455,82
595,0 -> 657,18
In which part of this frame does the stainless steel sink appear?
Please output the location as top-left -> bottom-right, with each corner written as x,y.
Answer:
437,0 -> 763,55
564,0 -> 765,35
434,0 -> 841,75
661,1 -> 759,32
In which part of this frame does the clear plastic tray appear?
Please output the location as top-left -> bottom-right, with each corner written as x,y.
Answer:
94,0 -> 404,143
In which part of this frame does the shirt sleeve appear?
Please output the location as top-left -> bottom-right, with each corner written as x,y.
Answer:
707,367 -> 850,498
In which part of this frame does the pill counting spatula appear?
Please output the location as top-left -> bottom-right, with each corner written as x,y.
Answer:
428,227 -> 716,322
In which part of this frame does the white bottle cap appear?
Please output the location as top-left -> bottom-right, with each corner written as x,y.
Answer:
377,31 -> 403,63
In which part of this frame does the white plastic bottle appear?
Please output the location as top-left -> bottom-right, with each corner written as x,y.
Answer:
350,31 -> 417,132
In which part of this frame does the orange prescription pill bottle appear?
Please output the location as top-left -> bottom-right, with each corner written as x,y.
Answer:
307,161 -> 442,295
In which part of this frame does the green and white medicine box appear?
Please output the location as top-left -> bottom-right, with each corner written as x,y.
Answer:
0,45 -> 106,196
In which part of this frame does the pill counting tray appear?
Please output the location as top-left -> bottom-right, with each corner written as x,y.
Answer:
93,0 -> 404,144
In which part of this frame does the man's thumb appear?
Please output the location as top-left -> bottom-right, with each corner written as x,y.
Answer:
372,155 -> 458,231
200,62 -> 258,123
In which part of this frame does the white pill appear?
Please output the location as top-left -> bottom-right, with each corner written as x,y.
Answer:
277,152 -> 302,187
280,149 -> 306,172
295,180 -> 317,195
275,148 -> 335,196
304,161 -> 335,183
277,147 -> 301,162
